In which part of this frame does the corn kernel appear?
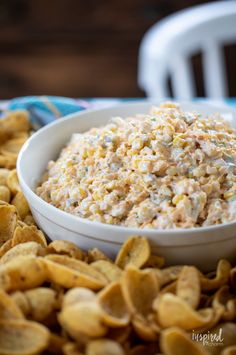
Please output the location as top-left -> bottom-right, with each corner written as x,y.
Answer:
172,194 -> 185,205
224,192 -> 235,199
79,187 -> 87,199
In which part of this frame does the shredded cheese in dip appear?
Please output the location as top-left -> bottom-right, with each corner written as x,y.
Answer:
37,102 -> 236,229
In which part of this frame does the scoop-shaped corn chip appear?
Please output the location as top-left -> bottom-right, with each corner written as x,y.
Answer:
11,191 -> 30,220
47,240 -> 84,260
176,266 -> 200,309
0,241 -> 43,264
115,236 -> 150,269
160,327 -> 208,355
0,289 -> 24,319
43,254 -> 107,290
59,301 -> 107,339
91,260 -> 122,282
0,154 -> 17,169
212,286 -> 236,321
0,168 -> 10,186
121,265 -> 159,317
11,291 -> 31,317
12,225 -> 47,247
87,248 -> 111,263
6,169 -> 21,195
24,287 -> 57,322
0,204 -> 17,245
1,110 -> 30,134
63,287 -> 96,308
0,239 -> 12,258
144,254 -> 165,269
222,346 -> 236,355
0,318 -> 49,355
0,255 -> 47,291
200,259 -> 231,291
155,293 -> 214,330
132,314 -> 160,341
0,137 -> 27,156
98,282 -> 130,327
86,339 -> 125,355
0,186 -> 10,203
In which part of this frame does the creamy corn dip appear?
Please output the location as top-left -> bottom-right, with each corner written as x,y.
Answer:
37,103 -> 236,229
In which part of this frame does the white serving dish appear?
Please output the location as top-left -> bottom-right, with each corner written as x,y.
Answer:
17,101 -> 236,271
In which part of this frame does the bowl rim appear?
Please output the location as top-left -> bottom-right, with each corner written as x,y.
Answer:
17,100 -> 236,240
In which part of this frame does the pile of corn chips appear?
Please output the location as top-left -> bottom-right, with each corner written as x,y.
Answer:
0,110 -> 31,169
0,111 -> 236,355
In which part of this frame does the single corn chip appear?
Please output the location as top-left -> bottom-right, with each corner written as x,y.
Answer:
0,255 -> 47,291
212,285 -> 236,321
98,281 -> 130,327
12,225 -> 47,248
6,169 -> 21,195
200,259 -> 231,291
43,254 -> 107,290
0,289 -> 24,320
1,110 -> 30,134
87,248 -> 111,263
0,168 -> 10,186
47,240 -> 84,260
0,318 -> 49,355
0,241 -> 43,264
0,154 -> 17,169
0,204 -> 17,246
0,137 -> 27,157
121,265 -> 159,317
91,260 -> 122,282
11,291 -> 31,317
24,287 -> 57,322
0,186 -> 10,203
59,301 -> 107,340
176,266 -> 200,309
160,327 -> 208,355
11,191 -> 30,220
115,236 -> 150,269
63,287 -> 96,308
155,293 -> 214,330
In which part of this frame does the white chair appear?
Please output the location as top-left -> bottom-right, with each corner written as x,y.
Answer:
138,1 -> 236,100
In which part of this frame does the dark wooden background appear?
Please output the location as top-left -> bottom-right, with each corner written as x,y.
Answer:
0,0 -> 235,98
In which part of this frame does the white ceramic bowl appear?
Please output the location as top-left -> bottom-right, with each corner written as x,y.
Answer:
17,101 -> 236,271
